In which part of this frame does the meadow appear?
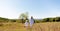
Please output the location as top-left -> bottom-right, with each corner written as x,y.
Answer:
0,22 -> 60,31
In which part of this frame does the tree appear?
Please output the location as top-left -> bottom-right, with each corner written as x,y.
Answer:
42,18 -> 49,22
19,12 -> 29,23
52,18 -> 55,22
55,17 -> 60,22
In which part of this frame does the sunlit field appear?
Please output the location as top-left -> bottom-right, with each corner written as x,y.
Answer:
0,22 -> 60,31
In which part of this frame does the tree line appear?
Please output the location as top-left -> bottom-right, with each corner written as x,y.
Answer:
0,12 -> 60,23
0,17 -> 60,23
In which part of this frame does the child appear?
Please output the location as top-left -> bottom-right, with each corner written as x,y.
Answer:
25,20 -> 28,27
24,17 -> 29,30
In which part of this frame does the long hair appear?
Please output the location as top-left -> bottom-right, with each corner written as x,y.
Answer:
31,16 -> 33,19
31,16 -> 35,23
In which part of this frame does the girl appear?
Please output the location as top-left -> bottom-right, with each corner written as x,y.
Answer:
29,16 -> 34,28
24,18 -> 29,29
25,20 -> 28,28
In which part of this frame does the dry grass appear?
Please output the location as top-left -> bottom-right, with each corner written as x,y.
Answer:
0,22 -> 60,31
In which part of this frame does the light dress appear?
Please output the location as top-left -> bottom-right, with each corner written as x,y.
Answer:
29,19 -> 34,27
25,20 -> 28,27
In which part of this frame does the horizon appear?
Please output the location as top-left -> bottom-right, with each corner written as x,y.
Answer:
1,16 -> 60,19
0,0 -> 60,19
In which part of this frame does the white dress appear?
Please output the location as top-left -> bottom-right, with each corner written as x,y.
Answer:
25,20 -> 28,27
29,19 -> 34,27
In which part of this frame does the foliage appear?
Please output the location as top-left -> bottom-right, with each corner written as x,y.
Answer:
19,12 -> 28,19
19,12 -> 29,23
0,17 -> 60,23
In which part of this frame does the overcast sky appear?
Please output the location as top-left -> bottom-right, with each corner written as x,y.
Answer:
0,0 -> 60,19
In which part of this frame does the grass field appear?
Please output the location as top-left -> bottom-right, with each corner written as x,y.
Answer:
0,22 -> 60,31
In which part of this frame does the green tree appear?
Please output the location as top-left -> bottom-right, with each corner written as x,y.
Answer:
19,12 -> 29,23
55,17 -> 60,22
42,18 -> 49,22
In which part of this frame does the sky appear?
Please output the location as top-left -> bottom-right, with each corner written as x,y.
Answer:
0,0 -> 60,19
